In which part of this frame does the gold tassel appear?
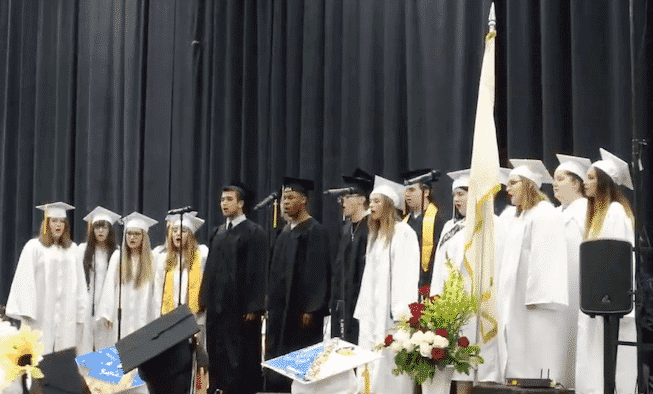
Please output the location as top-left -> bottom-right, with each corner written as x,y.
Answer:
273,199 -> 278,229
41,214 -> 47,235
363,364 -> 371,394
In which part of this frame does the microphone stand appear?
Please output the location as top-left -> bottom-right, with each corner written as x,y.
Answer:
262,194 -> 280,392
91,252 -> 96,351
179,213 -> 184,309
117,221 -> 125,340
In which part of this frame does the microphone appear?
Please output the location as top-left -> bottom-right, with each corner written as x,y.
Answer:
167,206 -> 194,215
253,192 -> 279,211
323,187 -> 356,195
404,170 -> 441,185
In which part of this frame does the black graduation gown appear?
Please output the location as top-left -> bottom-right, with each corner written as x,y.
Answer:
266,217 -> 331,359
329,216 -> 368,344
199,219 -> 267,394
406,207 -> 443,290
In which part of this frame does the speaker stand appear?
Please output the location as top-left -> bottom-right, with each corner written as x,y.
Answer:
603,315 -> 620,394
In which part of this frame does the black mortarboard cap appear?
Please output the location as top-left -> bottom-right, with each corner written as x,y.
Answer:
401,168 -> 440,186
33,347 -> 90,394
223,180 -> 255,209
282,176 -> 315,195
342,168 -> 374,195
115,304 -> 199,374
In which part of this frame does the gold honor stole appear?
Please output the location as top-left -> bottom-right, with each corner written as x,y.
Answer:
161,250 -> 202,315
402,204 -> 438,272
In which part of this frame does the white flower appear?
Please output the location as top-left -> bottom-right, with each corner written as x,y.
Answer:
394,329 -> 410,343
389,340 -> 403,353
432,335 -> 449,349
410,331 -> 426,344
423,331 -> 437,343
402,340 -> 416,352
419,342 -> 433,358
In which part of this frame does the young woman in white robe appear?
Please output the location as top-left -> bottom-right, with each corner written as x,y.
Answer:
497,160 -> 568,383
430,170 -> 502,389
551,154 -> 591,389
575,149 -> 637,394
76,207 -> 120,354
5,202 -> 87,355
354,176 -> 420,394
97,212 -> 159,340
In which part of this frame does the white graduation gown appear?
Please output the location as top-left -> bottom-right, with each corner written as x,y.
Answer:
556,198 -> 586,389
576,202 -> 637,394
430,216 -> 502,382
354,221 -> 420,394
497,200 -> 568,383
96,250 -> 158,341
76,243 -> 114,354
5,239 -> 87,355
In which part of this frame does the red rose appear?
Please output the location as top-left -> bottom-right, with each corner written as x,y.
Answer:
385,334 -> 394,346
435,328 -> 448,339
409,302 -> 425,318
431,347 -> 446,361
409,316 -> 420,329
418,285 -> 431,296
458,336 -> 470,348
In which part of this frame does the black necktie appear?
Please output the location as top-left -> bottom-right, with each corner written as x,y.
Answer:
227,222 -> 233,230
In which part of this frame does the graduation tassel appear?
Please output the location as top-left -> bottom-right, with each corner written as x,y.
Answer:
363,364 -> 371,394
41,214 -> 47,235
273,198 -> 278,229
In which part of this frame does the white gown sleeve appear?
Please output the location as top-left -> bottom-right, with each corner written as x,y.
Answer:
390,222 -> 420,320
5,239 -> 41,322
97,250 -> 120,324
73,243 -> 89,324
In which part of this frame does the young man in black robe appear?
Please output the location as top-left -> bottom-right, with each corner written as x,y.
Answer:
265,177 -> 331,391
329,168 -> 373,344
402,169 -> 443,291
198,182 -> 267,394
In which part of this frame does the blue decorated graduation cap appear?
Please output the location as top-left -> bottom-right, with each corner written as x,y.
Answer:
83,206 -> 121,225
283,177 -> 315,196
341,168 -> 374,195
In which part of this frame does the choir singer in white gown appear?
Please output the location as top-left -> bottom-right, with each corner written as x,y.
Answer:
97,212 -> 159,340
497,160 -> 568,383
5,202 -> 87,355
77,206 -> 121,354
354,175 -> 420,394
575,148 -> 637,394
552,154 -> 590,389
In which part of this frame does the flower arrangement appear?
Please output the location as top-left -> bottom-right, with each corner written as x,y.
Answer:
377,260 -> 483,385
0,322 -> 45,391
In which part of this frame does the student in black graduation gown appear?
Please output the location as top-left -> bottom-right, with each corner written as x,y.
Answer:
198,182 -> 267,394
329,168 -> 373,344
265,177 -> 331,391
402,169 -> 443,290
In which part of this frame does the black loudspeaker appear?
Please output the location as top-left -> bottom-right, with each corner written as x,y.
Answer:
580,239 -> 633,316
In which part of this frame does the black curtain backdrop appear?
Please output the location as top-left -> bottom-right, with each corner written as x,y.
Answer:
1,0 -> 652,304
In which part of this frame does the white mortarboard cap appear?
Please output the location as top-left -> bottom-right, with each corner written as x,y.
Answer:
509,159 -> 554,189
371,175 -> 406,209
555,154 -> 592,181
83,206 -> 121,224
122,212 -> 158,231
36,202 -> 74,219
447,169 -> 470,191
499,168 -> 512,185
166,212 -> 205,233
592,148 -> 633,190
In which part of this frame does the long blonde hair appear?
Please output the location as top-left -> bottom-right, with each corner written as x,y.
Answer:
120,229 -> 154,288
38,218 -> 73,248
584,168 -> 634,240
515,176 -> 549,216
164,229 -> 199,272
368,194 -> 401,247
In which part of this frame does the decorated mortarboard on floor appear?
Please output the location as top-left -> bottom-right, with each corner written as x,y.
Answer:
262,338 -> 381,394
371,175 -> 406,209
36,202 -> 74,219
165,212 -> 205,233
83,206 -> 121,225
283,176 -> 315,195
509,159 -> 555,188
341,168 -> 374,195
76,345 -> 145,392
401,169 -> 440,186
447,169 -> 471,191
591,148 -> 634,190
556,154 -> 592,181
121,212 -> 158,231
